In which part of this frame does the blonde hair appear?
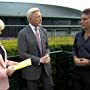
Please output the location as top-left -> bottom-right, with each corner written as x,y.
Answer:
0,19 -> 5,34
27,7 -> 40,22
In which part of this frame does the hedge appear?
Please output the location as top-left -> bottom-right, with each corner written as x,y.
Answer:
0,36 -> 74,56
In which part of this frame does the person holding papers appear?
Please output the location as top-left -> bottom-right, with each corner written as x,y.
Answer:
0,19 -> 18,90
17,7 -> 54,90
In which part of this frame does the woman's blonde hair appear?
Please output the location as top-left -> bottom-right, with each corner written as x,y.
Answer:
0,19 -> 5,34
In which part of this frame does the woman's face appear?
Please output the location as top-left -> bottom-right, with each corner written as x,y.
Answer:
29,11 -> 42,27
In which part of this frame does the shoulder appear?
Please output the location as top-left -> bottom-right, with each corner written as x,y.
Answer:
75,31 -> 82,38
18,25 -> 30,35
19,25 -> 29,32
40,27 -> 47,33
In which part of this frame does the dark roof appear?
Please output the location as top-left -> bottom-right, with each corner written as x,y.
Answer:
0,2 -> 81,18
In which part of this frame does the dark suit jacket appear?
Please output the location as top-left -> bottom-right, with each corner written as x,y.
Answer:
18,25 -> 52,80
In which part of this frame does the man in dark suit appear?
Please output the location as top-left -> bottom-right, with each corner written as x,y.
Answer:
17,7 -> 54,90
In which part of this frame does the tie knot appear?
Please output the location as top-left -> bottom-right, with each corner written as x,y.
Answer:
35,27 -> 37,31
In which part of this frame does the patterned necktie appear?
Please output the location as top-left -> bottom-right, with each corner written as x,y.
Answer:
35,27 -> 42,55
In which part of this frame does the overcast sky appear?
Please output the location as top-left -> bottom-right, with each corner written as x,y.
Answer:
0,0 -> 90,11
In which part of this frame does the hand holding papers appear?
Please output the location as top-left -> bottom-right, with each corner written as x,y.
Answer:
8,58 -> 32,71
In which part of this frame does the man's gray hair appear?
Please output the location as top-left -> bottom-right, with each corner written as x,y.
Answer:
27,7 -> 40,22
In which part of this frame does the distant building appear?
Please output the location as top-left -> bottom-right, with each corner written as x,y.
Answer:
0,2 -> 81,37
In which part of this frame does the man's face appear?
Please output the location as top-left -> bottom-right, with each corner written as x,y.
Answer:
30,11 -> 42,27
80,14 -> 90,30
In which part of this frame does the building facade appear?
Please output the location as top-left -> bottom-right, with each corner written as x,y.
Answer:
0,2 -> 81,37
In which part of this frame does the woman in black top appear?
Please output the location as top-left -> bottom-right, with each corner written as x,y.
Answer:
72,8 -> 90,90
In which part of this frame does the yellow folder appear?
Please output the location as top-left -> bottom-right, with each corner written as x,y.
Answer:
13,58 -> 32,70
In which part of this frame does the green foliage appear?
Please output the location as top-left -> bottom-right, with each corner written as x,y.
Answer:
48,36 -> 74,46
48,36 -> 74,51
0,36 -> 74,55
0,39 -> 18,55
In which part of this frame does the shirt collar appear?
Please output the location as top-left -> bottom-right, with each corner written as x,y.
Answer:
29,23 -> 39,30
29,23 -> 40,35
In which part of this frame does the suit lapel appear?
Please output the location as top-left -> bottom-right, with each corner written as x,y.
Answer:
27,25 -> 41,51
39,28 -> 45,54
